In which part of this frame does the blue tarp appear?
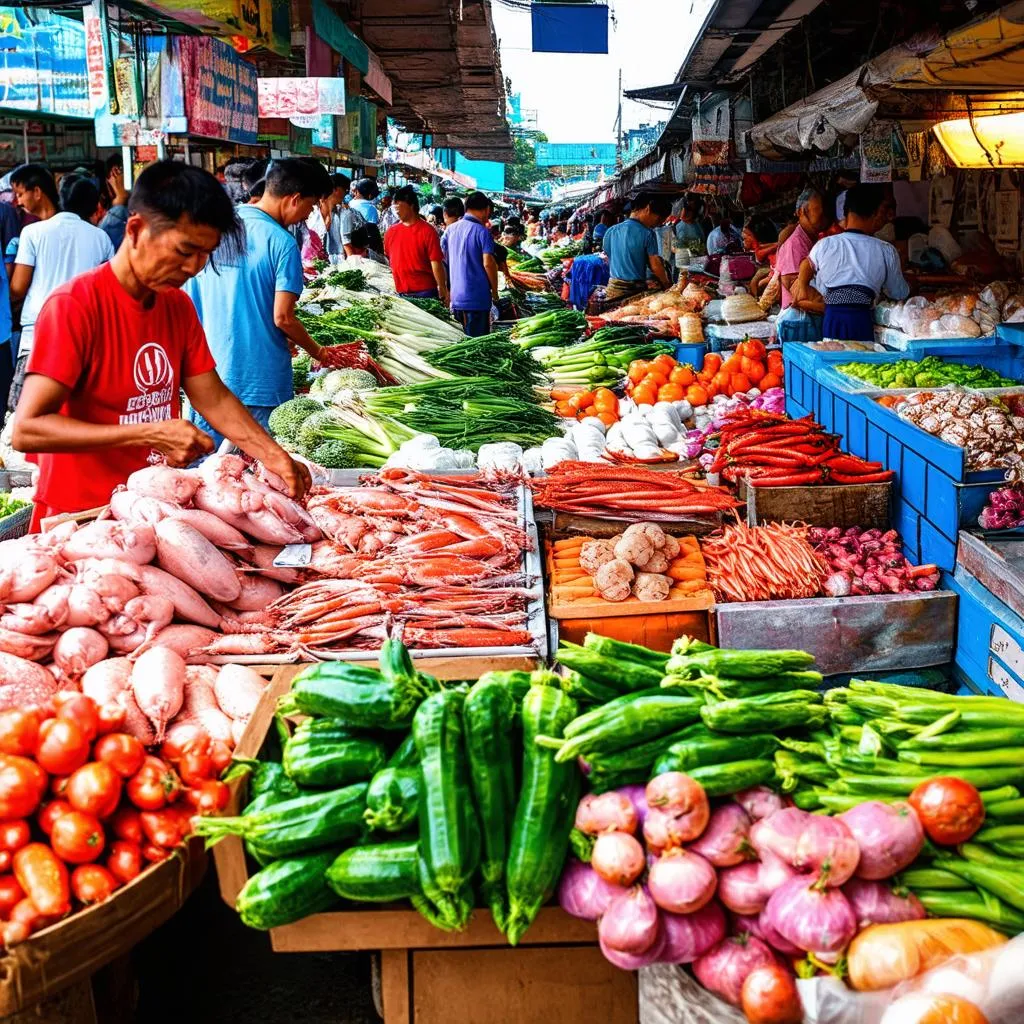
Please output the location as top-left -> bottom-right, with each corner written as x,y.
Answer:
531,3 -> 609,55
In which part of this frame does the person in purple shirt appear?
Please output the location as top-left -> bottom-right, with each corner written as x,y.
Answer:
441,191 -> 498,337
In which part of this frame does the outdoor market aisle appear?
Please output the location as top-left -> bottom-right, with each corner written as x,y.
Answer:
130,874 -> 376,1023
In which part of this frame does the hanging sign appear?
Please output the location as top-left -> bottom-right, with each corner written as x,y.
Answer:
177,36 -> 258,143
258,77 -> 346,118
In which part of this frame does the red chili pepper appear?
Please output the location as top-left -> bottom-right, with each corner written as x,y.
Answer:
825,456 -> 885,473
749,469 -> 827,486
734,446 -> 818,465
828,470 -> 894,484
909,563 -> 939,578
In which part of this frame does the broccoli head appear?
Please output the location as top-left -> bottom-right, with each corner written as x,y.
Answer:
292,352 -> 313,392
295,409 -> 342,454
310,440 -> 352,468
267,397 -> 322,441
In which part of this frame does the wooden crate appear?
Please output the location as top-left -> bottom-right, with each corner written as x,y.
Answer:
956,530 -> 1024,621
715,590 -> 956,676
549,510 -> 724,539
215,671 -> 639,1023
738,479 -> 892,529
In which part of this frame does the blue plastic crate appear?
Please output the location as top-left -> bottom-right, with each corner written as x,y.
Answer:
672,341 -> 707,368
947,566 -> 1024,701
784,397 -> 810,421
919,517 -> 958,572
811,342 -> 1024,386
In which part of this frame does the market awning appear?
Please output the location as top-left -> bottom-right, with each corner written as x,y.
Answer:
750,0 -> 1024,156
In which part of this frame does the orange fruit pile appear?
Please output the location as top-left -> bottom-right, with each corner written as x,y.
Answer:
695,340 -> 782,399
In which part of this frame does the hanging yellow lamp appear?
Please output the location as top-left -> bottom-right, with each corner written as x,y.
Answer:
933,111 -> 1024,168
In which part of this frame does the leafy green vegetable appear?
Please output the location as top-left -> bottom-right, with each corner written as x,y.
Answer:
837,356 -> 1015,390
0,493 -> 28,519
267,397 -> 323,442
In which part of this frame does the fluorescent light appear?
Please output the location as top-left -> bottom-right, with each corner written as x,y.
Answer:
933,111 -> 1024,168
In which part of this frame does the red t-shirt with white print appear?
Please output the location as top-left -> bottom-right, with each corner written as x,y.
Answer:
25,262 -> 216,514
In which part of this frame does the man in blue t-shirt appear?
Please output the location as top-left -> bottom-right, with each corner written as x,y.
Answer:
441,191 -> 498,337
184,158 -> 346,445
601,192 -> 672,301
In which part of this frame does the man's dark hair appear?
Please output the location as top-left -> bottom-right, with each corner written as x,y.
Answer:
844,183 -> 887,219
265,158 -> 332,200
634,192 -> 672,218
353,177 -> 379,200
10,163 -> 59,210
443,197 -> 465,219
556,221 -> 568,234
350,225 -> 371,249
222,158 -> 254,204
744,214 -> 778,246
241,159 -> 268,200
58,174 -> 101,221
128,161 -> 242,256
330,173 -> 351,194
465,191 -> 491,214
600,210 -> 614,225
104,154 -> 123,178
394,185 -> 419,210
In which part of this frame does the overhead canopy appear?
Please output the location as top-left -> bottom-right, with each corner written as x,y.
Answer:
750,0 -> 1024,156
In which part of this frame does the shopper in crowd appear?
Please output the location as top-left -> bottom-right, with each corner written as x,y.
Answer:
526,211 -> 541,239
774,188 -> 830,344
673,199 -> 706,260
183,158 -> 346,446
706,209 -> 744,255
489,222 -> 511,279
323,174 -> 349,257
442,197 -> 464,231
441,190 -> 498,338
12,161 -> 309,528
349,178 -> 383,251
99,155 -> 130,250
593,210 -> 614,247
601,192 -> 672,302
7,172 -> 114,413
384,185 -> 448,302
242,159 -> 269,204
793,183 -> 909,343
378,188 -> 400,234
6,163 -> 58,274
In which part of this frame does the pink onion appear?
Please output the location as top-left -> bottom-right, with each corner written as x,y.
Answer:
757,909 -> 802,955
841,878 -> 925,929
838,801 -> 924,880
757,849 -> 799,891
648,848 -> 717,914
793,815 -> 860,887
750,807 -> 811,864
598,885 -> 659,955
557,859 -> 626,921
735,786 -> 785,822
688,803 -> 752,867
645,773 -> 709,843
660,902 -> 727,964
599,919 -> 666,970
717,862 -> 768,915
591,832 -> 645,886
575,791 -> 639,836
616,784 -> 649,831
692,935 -> 777,1007
644,805 -> 709,851
762,876 -> 857,954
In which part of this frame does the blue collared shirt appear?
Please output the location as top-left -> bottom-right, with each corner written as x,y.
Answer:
440,213 -> 495,311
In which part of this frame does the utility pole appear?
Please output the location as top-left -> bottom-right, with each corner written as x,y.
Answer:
615,68 -> 623,170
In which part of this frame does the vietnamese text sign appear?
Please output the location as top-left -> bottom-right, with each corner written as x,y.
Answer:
177,36 -> 257,143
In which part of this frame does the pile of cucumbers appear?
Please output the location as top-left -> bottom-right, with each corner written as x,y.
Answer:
200,640 -> 581,944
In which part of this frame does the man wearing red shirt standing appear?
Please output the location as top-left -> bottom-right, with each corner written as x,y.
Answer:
383,185 -> 448,303
11,161 -> 309,529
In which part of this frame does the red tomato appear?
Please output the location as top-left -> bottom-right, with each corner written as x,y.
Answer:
106,841 -> 142,885
185,780 -> 230,816
142,844 -> 169,864
208,741 -> 232,775
0,874 -> 24,917
50,811 -> 106,865
909,777 -> 985,845
12,843 -> 70,917
66,762 -> 122,820
0,820 -> 30,853
0,852 -> 11,874
109,808 -> 144,845
36,719 -> 90,777
37,799 -> 71,836
0,921 -> 29,946
741,965 -> 803,1024
93,734 -> 146,779
95,704 -> 127,736
55,695 -> 99,742
140,810 -> 186,849
71,864 -> 118,905
126,757 -> 181,812
49,775 -> 70,799
0,709 -> 42,758
177,739 -> 216,787
0,754 -> 48,820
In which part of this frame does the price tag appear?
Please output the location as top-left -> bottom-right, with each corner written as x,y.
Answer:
989,624 -> 1024,678
273,543 -> 312,568
987,656 -> 1024,702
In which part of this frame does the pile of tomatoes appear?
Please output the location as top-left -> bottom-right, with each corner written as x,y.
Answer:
0,693 -> 229,946
696,340 -> 783,399
625,352 -> 708,408
552,386 -> 620,423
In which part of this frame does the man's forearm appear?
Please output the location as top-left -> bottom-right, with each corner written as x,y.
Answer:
484,261 -> 499,301
188,386 -> 283,463
277,316 -> 322,360
652,257 -> 671,288
14,413 -> 154,454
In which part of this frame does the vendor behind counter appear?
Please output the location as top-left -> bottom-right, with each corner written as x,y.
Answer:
602,192 -> 673,302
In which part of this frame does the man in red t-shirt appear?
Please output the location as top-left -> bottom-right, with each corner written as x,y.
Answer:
383,185 -> 448,303
11,161 -> 310,529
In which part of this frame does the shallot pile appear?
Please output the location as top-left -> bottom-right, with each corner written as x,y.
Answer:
559,775 -> 928,1011
701,522 -> 826,602
978,486 -> 1024,530
808,527 -> 939,596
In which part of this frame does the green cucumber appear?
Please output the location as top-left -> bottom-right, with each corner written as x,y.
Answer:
554,644 -> 664,692
326,841 -> 421,902
236,849 -> 339,929
230,760 -> 302,867
699,691 -> 826,734
655,731 -> 776,773
675,760 -> 776,797
192,783 -> 369,857
581,633 -> 670,672
363,767 -> 420,833
282,719 -> 388,788
387,733 -> 420,769
506,686 -> 580,946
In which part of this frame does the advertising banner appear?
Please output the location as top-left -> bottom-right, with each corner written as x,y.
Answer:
258,77 -> 346,118
177,36 -> 258,143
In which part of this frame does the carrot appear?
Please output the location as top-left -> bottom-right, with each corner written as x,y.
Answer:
668,565 -> 706,582
553,537 -> 589,552
677,580 -> 711,595
553,557 -> 583,569
553,570 -> 589,583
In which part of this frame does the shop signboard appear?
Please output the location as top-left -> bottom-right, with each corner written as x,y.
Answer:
536,142 -> 616,168
145,0 -> 288,56
177,36 -> 257,144
258,77 -> 346,119
0,7 -> 90,119
531,2 -> 608,55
